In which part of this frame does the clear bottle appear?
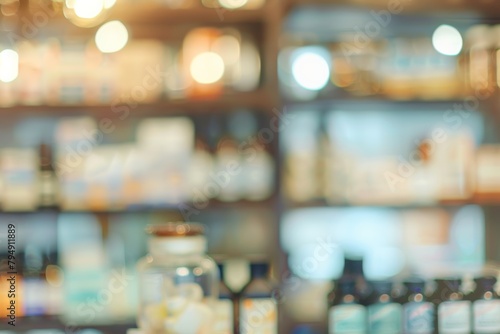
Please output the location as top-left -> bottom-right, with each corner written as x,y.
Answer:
366,281 -> 402,334
239,263 -> 278,334
401,279 -> 434,334
136,223 -> 218,334
432,278 -> 471,334
471,276 -> 500,334
327,279 -> 367,334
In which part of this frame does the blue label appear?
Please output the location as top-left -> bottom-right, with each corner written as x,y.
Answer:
329,304 -> 367,334
368,303 -> 402,334
403,302 -> 434,334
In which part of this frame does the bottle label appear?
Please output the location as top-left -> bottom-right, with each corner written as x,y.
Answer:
473,299 -> 500,332
214,299 -> 234,334
328,304 -> 367,334
403,302 -> 434,333
368,303 -> 402,334
438,300 -> 471,333
240,298 -> 277,334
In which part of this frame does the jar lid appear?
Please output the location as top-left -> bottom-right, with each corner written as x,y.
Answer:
146,222 -> 204,237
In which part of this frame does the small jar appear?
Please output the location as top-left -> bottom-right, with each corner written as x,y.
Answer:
137,223 -> 218,334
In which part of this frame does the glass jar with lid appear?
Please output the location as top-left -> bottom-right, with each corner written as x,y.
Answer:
137,222 -> 218,334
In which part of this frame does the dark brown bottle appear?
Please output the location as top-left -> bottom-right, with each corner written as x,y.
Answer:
239,263 -> 278,334
38,143 -> 60,209
431,278 -> 471,334
214,263 -> 237,334
327,278 -> 367,334
471,276 -> 500,334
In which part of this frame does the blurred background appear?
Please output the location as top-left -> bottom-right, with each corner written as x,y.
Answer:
0,0 -> 500,333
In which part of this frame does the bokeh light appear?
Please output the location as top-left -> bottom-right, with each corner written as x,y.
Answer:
0,49 -> 19,83
432,24 -> 463,56
74,0 -> 104,19
95,21 -> 129,53
292,48 -> 330,91
190,52 -> 225,84
218,0 -> 248,9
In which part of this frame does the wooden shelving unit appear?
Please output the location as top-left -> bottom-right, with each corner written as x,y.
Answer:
0,89 -> 275,118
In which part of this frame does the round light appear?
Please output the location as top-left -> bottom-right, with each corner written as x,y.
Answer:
432,24 -> 463,56
95,20 -> 128,53
74,0 -> 104,19
218,0 -> 248,9
292,51 -> 330,91
0,49 -> 18,83
190,52 -> 225,84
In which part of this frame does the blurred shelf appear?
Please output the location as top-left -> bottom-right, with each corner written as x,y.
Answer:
14,1 -> 274,39
283,95 -> 483,110
285,197 -> 500,210
109,3 -> 269,25
0,198 -> 277,215
0,316 -> 134,332
0,90 -> 275,118
286,0 -> 500,19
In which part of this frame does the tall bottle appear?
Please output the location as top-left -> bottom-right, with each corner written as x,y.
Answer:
327,279 -> 367,334
241,114 -> 275,201
340,257 -> 370,301
432,278 -> 471,334
38,143 -> 60,209
471,276 -> 500,334
215,115 -> 243,202
214,263 -> 236,334
239,263 -> 278,334
401,279 -> 434,334
366,281 -> 402,334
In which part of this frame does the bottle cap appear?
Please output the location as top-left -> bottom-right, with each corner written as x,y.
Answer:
474,276 -> 497,290
371,280 -> 393,294
435,278 -> 462,292
343,258 -> 364,276
250,262 -> 269,278
147,223 -> 204,237
404,278 -> 426,293
337,278 -> 357,294
147,223 -> 207,256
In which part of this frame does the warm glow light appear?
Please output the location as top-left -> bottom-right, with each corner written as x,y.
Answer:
74,0 -> 104,19
292,49 -> 330,91
104,0 -> 117,9
432,24 -> 463,56
95,20 -> 128,53
213,35 -> 241,66
0,49 -> 18,83
190,52 -> 225,84
218,0 -> 248,9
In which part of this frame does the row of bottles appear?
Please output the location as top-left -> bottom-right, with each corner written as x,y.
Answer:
283,109 -> 500,205
0,112 -> 275,211
0,27 -> 260,106
327,259 -> 500,334
0,247 -> 61,318
215,262 -> 279,334
280,24 -> 500,101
